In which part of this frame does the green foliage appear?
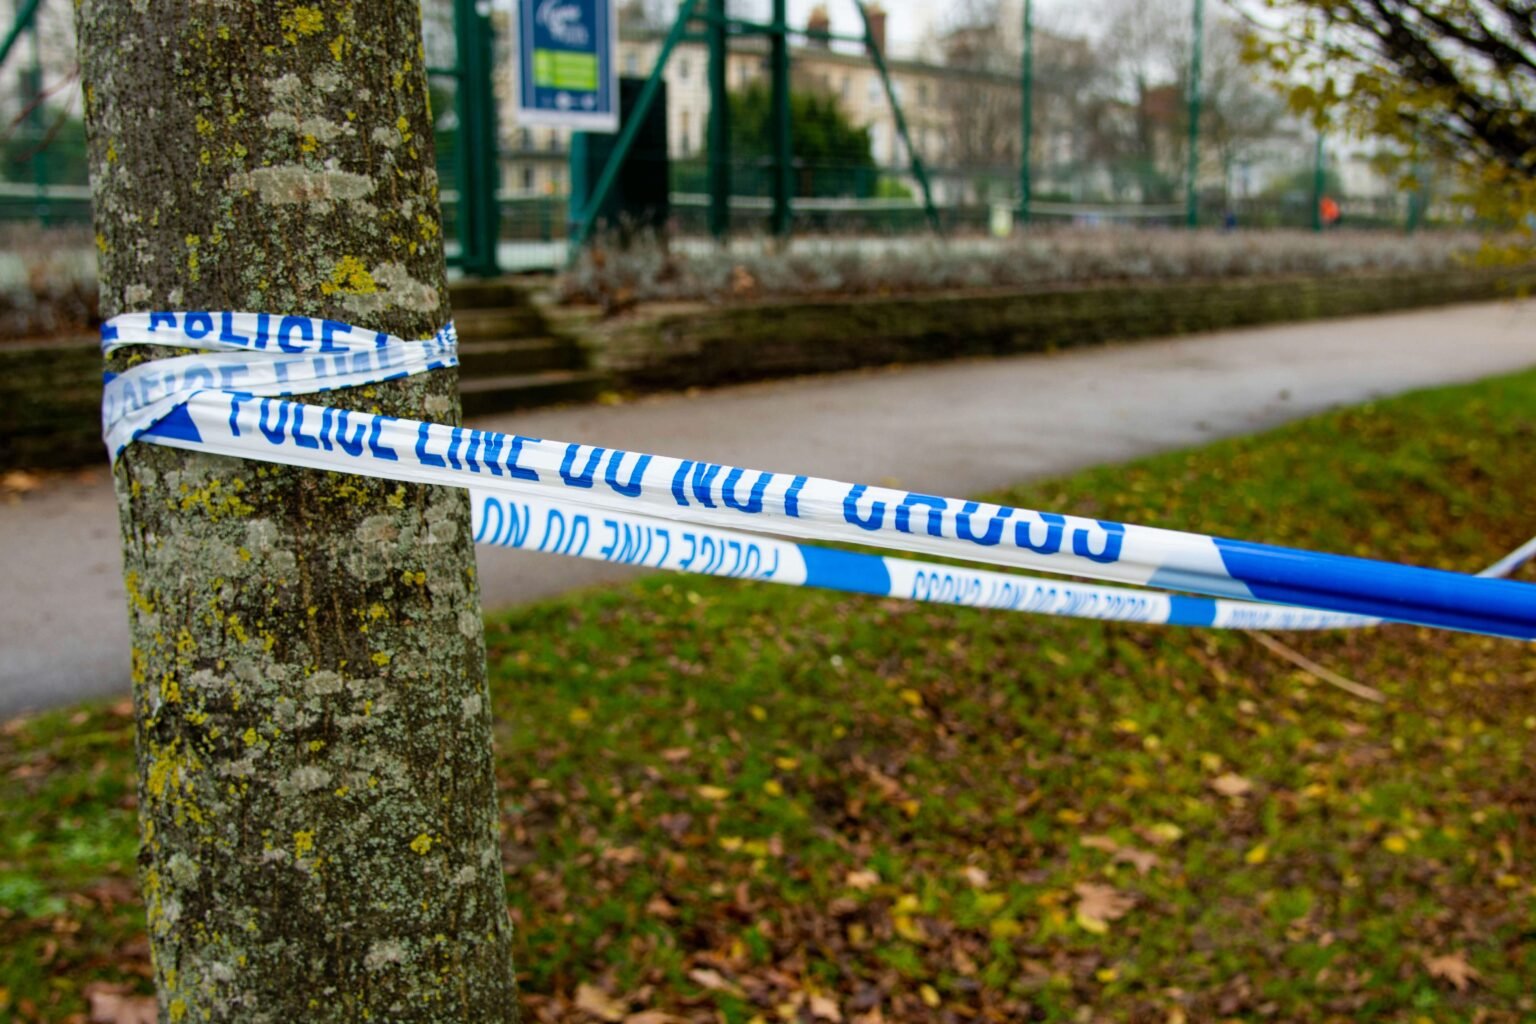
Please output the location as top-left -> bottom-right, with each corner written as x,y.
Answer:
729,83 -> 874,197
5,370 -> 1536,1019
1244,1 -> 1536,242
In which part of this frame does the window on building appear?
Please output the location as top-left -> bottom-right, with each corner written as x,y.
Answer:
519,127 -> 532,150
867,76 -> 881,104
919,82 -> 930,104
681,110 -> 692,155
840,75 -> 850,98
678,57 -> 691,80
521,166 -> 535,193
624,50 -> 639,76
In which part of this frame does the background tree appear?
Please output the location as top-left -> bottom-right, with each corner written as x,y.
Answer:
76,1 -> 520,1020
730,81 -> 876,196
1242,0 -> 1536,230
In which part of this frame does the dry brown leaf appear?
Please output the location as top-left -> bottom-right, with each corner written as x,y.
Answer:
687,968 -> 744,998
958,865 -> 990,888
1073,882 -> 1135,934
1081,835 -> 1120,853
1210,773 -> 1254,798
85,984 -> 157,1024
601,846 -> 642,865
1424,951 -> 1480,992
1114,846 -> 1160,875
623,1013 -> 686,1024
1,471 -> 42,494
575,982 -> 627,1022
659,747 -> 691,763
808,993 -> 843,1021
845,869 -> 880,890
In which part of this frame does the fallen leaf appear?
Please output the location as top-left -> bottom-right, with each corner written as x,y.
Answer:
694,785 -> 730,802
1073,882 -> 1135,934
1114,846 -> 1160,875
1,471 -> 41,494
1143,822 -> 1185,846
1082,835 -> 1159,875
660,748 -> 691,762
575,982 -> 626,1022
958,865 -> 990,888
1424,951 -> 1480,992
687,968 -> 744,998
1210,773 -> 1254,798
85,984 -> 157,1024
624,1013 -> 686,1024
644,896 -> 677,919
601,846 -> 642,865
845,869 -> 880,890
809,993 -> 843,1021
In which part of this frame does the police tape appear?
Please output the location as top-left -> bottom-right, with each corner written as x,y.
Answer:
102,312 -> 1536,641
472,491 -> 1386,630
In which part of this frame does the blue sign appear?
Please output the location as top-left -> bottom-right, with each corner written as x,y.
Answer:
517,0 -> 619,132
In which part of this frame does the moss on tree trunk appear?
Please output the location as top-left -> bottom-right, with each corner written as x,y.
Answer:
75,1 -> 520,1019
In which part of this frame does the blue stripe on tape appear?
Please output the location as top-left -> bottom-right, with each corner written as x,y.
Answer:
799,545 -> 893,596
140,404 -> 204,445
1214,538 -> 1536,640
1165,595 -> 1218,628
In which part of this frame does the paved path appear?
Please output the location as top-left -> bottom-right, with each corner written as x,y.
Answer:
3,300 -> 1533,716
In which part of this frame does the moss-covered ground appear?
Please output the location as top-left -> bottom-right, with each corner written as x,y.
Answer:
4,370 -> 1535,1022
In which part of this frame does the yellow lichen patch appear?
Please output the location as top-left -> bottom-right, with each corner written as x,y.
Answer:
410,833 -> 434,855
280,6 -> 325,43
95,232 -> 108,254
293,830 -> 316,857
242,727 -> 259,747
396,114 -> 412,143
329,35 -> 345,62
371,651 -> 391,668
195,114 -> 214,136
326,255 -> 377,295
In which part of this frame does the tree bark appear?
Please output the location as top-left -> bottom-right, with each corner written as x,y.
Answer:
76,2 -> 520,1020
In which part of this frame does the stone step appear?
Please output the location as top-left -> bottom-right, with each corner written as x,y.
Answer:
456,337 -> 583,378
458,369 -> 607,419
452,305 -> 550,340
448,278 -> 539,310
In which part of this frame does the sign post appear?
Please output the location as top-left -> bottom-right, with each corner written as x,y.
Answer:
517,0 -> 619,133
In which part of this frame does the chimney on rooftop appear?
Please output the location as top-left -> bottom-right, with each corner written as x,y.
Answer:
807,4 -> 832,48
865,3 -> 887,55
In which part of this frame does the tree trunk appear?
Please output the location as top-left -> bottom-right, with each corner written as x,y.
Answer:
76,2 -> 520,1020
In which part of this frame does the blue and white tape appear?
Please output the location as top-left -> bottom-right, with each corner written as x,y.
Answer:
103,312 -> 1536,640
473,492 -> 1385,630
102,312 -> 457,456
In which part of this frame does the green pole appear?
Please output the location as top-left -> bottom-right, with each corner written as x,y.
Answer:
454,0 -> 499,276
1019,0 -> 1033,225
28,18 -> 47,224
854,1 -> 941,235
707,0 -> 730,241
573,0 -> 701,252
0,0 -> 44,71
1184,0 -> 1204,228
1311,127 -> 1326,232
770,0 -> 792,237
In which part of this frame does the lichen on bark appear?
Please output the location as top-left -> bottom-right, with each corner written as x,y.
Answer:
75,1 -> 520,1020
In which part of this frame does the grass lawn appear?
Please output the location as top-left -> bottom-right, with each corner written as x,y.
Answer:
3,369 -> 1536,1023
